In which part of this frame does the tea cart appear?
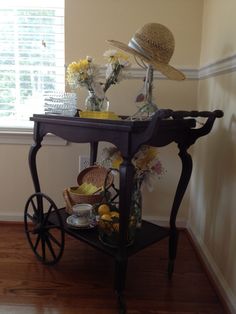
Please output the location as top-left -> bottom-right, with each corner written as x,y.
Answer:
24,109 -> 223,313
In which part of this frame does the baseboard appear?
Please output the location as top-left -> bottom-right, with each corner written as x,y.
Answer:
143,215 -> 187,228
0,213 -> 24,222
187,225 -> 236,314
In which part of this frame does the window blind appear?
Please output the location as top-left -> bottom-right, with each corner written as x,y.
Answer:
0,0 -> 64,122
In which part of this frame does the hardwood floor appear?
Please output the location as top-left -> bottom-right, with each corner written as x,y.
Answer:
0,223 -> 227,314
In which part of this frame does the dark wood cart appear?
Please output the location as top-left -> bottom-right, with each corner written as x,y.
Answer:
24,109 -> 223,313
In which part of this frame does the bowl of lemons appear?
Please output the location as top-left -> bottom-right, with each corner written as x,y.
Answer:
96,203 -> 136,248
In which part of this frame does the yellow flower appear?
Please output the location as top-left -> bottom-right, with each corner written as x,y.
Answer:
66,58 -> 92,85
115,51 -> 129,61
133,146 -> 158,170
111,151 -> 123,169
104,49 -> 129,65
78,59 -> 89,69
67,59 -> 89,74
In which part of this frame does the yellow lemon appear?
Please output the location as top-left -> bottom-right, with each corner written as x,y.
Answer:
98,204 -> 110,216
101,213 -> 112,222
129,215 -> 136,225
110,211 -> 120,219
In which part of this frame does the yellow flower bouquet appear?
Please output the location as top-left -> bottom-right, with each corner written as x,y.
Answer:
99,145 -> 165,228
66,50 -> 130,112
101,145 -> 165,189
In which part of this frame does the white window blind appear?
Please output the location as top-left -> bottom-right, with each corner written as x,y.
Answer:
0,0 -> 64,125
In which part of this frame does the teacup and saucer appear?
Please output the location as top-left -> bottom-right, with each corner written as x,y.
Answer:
66,203 -> 95,228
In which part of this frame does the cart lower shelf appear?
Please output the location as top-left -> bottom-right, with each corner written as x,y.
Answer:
49,208 -> 170,258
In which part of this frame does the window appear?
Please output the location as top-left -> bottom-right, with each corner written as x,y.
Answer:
0,0 -> 64,126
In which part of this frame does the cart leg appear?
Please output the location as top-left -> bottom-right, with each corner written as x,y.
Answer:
114,258 -> 127,314
168,145 -> 192,279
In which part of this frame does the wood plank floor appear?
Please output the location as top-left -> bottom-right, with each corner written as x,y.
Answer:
0,223 -> 227,314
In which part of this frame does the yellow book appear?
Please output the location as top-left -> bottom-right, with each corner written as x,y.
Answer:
79,111 -> 120,120
71,183 -> 101,195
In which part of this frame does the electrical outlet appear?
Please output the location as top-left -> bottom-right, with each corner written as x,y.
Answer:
79,155 -> 90,172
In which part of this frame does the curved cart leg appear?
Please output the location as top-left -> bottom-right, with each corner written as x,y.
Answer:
28,125 -> 43,194
24,192 -> 65,265
168,146 -> 192,279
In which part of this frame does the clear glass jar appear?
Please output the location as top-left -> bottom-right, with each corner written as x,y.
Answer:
98,213 -> 137,248
85,91 -> 109,112
131,177 -> 143,228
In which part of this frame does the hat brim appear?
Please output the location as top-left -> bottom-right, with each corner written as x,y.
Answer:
107,39 -> 185,81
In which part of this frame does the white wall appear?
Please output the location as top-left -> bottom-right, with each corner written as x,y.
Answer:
188,0 -> 236,312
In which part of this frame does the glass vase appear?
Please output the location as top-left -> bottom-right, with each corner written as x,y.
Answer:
131,177 -> 143,228
85,91 -> 109,112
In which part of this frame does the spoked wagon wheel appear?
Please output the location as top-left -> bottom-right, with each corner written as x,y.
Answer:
24,192 -> 65,265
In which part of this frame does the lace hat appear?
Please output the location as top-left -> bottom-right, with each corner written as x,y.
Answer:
107,23 -> 185,81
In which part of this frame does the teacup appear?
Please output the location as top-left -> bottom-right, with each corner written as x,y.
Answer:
72,203 -> 93,225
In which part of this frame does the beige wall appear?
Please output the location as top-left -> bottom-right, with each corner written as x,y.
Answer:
200,0 -> 236,66
0,0 -> 202,221
189,0 -> 236,310
65,0 -> 203,67
0,142 -> 91,219
1,0 -> 234,310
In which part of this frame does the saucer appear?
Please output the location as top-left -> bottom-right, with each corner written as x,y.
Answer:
66,215 -> 96,229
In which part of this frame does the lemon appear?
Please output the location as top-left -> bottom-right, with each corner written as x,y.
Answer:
110,211 -> 120,219
101,213 -> 112,221
98,204 -> 110,216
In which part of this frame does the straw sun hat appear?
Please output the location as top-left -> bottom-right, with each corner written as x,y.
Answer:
107,23 -> 185,81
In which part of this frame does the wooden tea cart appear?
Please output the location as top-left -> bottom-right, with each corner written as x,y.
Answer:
24,109 -> 223,313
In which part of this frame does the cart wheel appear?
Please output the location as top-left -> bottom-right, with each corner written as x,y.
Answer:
24,192 -> 65,265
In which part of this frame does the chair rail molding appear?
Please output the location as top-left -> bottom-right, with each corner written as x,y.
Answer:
199,54 -> 236,79
103,53 -> 236,80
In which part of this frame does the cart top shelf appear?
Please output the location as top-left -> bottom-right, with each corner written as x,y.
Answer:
30,109 -> 222,155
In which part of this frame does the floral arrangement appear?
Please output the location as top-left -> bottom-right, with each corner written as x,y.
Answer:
100,145 -> 165,191
66,50 -> 130,111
